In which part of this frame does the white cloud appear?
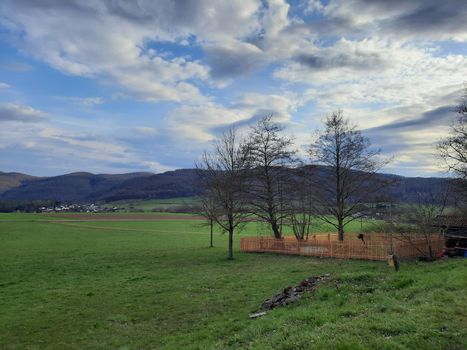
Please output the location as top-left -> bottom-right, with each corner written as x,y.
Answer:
275,37 -> 467,138
0,104 -> 174,174
167,103 -> 248,142
132,127 -> 158,136
235,92 -> 300,122
0,0 -> 265,103
142,160 -> 174,173
0,103 -> 46,122
0,82 -> 10,89
168,92 -> 300,142
261,0 -> 290,40
60,96 -> 104,107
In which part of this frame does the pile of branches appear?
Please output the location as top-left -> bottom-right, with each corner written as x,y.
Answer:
250,273 -> 331,318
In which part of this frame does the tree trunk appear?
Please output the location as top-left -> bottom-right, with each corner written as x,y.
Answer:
228,228 -> 234,260
392,254 -> 400,272
271,219 -> 281,239
337,217 -> 344,241
210,220 -> 213,248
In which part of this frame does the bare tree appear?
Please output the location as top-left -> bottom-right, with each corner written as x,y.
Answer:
396,187 -> 449,260
286,168 -> 315,241
438,88 -> 467,180
308,110 -> 389,241
438,89 -> 467,210
198,193 -> 217,248
196,129 -> 249,259
243,115 -> 297,239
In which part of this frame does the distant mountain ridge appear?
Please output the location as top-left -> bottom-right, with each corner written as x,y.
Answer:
0,171 -> 153,202
0,168 -> 454,204
0,169 -> 197,202
0,172 -> 40,193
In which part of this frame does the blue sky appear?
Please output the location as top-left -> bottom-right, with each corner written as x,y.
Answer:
0,0 -> 466,177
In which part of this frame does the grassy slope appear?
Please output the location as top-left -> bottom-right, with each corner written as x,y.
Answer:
0,214 -> 465,349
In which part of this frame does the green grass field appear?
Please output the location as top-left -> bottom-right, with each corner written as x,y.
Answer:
1,213 -> 466,349
103,197 -> 199,212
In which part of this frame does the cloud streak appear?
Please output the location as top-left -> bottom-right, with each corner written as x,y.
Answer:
0,104 -> 46,123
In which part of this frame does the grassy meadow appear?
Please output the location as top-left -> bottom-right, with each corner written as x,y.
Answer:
0,213 -> 466,349
103,197 -> 199,212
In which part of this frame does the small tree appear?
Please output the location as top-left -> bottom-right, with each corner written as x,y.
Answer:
243,115 -> 297,239
286,168 -> 314,241
198,193 -> 217,248
196,129 -> 249,259
308,110 -> 389,241
399,186 -> 448,260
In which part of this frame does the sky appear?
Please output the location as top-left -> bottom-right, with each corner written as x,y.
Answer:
0,0 -> 466,177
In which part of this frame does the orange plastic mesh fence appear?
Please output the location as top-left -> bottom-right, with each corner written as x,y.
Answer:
240,234 -> 445,261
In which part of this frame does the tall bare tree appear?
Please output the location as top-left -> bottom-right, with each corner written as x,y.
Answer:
438,89 -> 467,180
196,129 -> 249,259
438,89 -> 467,212
308,110 -> 389,241
243,115 -> 297,239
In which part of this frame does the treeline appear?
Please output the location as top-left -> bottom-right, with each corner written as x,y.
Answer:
0,200 -> 57,213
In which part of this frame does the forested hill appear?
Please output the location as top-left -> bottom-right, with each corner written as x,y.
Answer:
0,172 -> 39,193
0,168 -> 453,204
0,169 -> 197,202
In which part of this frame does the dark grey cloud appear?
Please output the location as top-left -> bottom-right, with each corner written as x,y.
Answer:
294,16 -> 365,40
325,0 -> 467,41
387,2 -> 467,37
105,0 -> 211,27
294,51 -> 386,71
362,106 -> 454,154
209,109 -> 286,136
0,104 -> 46,123
365,105 -> 453,134
357,104 -> 455,159
205,43 -> 265,79
105,0 -> 155,22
